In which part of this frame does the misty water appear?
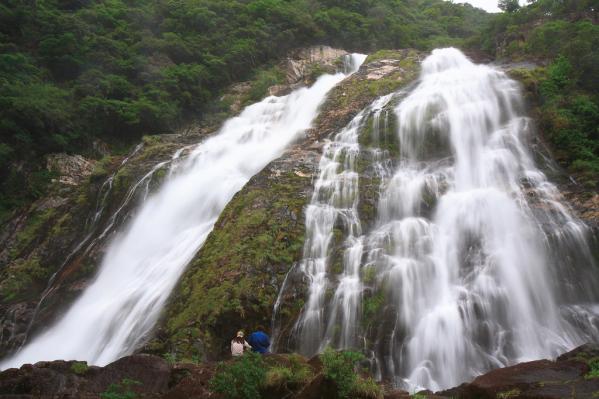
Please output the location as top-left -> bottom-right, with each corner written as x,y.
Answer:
0,54 -> 366,369
279,48 -> 599,391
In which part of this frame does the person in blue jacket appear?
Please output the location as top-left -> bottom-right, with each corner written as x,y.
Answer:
247,325 -> 270,354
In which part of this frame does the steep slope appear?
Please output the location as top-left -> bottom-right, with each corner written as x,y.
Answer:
0,47 -> 356,363
155,47 -> 599,393
154,50 -> 422,361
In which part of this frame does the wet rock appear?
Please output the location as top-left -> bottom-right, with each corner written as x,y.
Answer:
438,343 -> 599,399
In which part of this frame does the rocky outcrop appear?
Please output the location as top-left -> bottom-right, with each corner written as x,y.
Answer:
154,49 -> 422,361
0,46 -> 379,363
285,46 -> 348,84
0,354 -> 174,398
439,343 -> 599,399
0,344 -> 597,398
507,66 -> 599,230
46,154 -> 95,186
0,133 -> 202,360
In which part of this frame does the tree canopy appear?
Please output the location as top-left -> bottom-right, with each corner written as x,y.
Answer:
0,0 -> 489,215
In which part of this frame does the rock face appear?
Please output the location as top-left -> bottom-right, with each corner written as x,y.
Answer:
0,344 -> 597,398
153,49 -> 422,361
46,153 -> 95,186
0,133 -> 202,360
0,354 -> 173,398
439,344 -> 599,399
285,46 -> 348,84
0,46 -> 377,364
507,66 -> 599,231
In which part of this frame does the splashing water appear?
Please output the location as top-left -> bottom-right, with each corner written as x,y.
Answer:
0,54 -> 366,369
280,48 -> 599,391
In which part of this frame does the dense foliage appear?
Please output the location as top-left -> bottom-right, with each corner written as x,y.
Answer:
210,352 -> 266,399
0,0 -> 488,215
481,0 -> 599,185
320,348 -> 378,399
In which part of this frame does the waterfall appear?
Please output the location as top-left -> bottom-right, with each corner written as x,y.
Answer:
0,54 -> 366,369
283,48 -> 599,391
292,94 -> 395,355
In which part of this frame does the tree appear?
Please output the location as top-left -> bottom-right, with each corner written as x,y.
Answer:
498,0 -> 521,12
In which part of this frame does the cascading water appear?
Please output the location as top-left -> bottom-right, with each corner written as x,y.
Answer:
0,54 -> 366,369
279,48 -> 599,391
291,94 -> 395,355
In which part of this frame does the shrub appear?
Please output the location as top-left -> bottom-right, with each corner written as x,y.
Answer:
264,354 -> 313,390
163,352 -> 177,365
209,352 -> 266,399
352,376 -> 383,399
321,348 -> 365,399
100,379 -> 141,399
265,366 -> 294,388
70,361 -> 88,375
586,358 -> 599,379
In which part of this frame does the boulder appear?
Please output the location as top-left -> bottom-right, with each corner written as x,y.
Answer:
438,343 -> 599,399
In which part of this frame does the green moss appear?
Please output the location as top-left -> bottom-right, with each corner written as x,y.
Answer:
163,170 -> 309,359
330,256 -> 344,275
497,388 -> 521,399
90,155 -> 116,182
242,65 -> 285,105
338,53 -> 420,111
362,290 -> 385,328
0,256 -> 46,302
112,166 -> 133,196
361,265 -> 377,284
352,377 -> 383,399
264,357 -> 312,390
136,137 -> 178,162
366,50 -> 408,64
9,207 -> 56,259
586,358 -> 599,379
49,212 -> 73,238
307,63 -> 335,82
70,361 -> 89,375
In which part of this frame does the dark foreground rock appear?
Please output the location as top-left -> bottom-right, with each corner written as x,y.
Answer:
439,343 -> 599,399
1,344 -> 598,398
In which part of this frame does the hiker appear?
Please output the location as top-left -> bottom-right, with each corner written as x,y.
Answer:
247,325 -> 270,354
231,330 -> 252,357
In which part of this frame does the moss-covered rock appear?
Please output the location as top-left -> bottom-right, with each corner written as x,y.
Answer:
0,131 -> 204,359
157,153 -> 317,360
155,49 -> 423,360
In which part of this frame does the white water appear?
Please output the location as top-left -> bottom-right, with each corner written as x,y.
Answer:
282,48 -> 599,391
0,54 -> 366,369
293,94 -> 394,355
379,49 -> 599,390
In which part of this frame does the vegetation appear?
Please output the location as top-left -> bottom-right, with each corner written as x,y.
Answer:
210,352 -> 266,399
264,354 -> 313,390
70,361 -> 89,375
100,378 -> 141,399
480,0 -> 599,185
586,358 -> 599,379
321,348 -> 382,399
162,170 -> 310,359
0,0 -> 488,215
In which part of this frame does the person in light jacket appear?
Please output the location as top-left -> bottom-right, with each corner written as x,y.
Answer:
231,331 -> 252,357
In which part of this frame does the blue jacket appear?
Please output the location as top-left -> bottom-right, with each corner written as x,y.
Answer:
247,331 -> 270,354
